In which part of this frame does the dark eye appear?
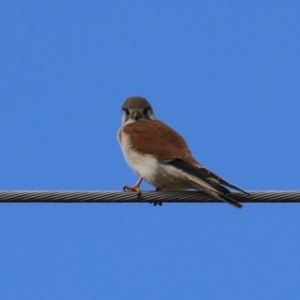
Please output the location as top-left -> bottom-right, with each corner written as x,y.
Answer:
143,107 -> 150,115
122,108 -> 129,115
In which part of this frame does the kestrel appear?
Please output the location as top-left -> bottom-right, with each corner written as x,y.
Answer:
118,96 -> 248,208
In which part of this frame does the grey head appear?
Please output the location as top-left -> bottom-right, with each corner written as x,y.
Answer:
121,96 -> 156,124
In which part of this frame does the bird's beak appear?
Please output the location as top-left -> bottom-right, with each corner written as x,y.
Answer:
131,110 -> 142,121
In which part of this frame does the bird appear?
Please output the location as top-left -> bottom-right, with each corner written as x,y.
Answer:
117,96 -> 248,208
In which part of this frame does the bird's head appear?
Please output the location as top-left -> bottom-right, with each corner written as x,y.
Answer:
121,96 -> 156,124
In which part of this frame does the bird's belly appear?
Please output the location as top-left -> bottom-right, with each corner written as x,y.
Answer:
148,162 -> 193,190
121,147 -> 191,189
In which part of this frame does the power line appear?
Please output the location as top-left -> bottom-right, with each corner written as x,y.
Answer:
0,191 -> 299,204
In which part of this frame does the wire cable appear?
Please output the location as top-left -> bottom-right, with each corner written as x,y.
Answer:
0,191 -> 298,204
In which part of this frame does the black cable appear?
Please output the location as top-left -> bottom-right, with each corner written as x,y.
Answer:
0,190 -> 298,204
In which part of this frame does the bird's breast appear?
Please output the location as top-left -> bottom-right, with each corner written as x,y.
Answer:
118,127 -> 157,177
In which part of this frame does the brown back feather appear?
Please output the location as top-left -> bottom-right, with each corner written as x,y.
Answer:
122,119 -> 199,164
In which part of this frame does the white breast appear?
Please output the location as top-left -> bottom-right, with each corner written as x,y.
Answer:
118,127 -> 158,178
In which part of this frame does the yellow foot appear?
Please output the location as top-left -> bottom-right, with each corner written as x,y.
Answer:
123,185 -> 141,195
122,177 -> 143,196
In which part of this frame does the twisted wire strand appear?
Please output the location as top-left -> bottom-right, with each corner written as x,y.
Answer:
0,191 -> 299,203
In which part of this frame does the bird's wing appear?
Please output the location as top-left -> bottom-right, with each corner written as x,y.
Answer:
120,119 -> 196,162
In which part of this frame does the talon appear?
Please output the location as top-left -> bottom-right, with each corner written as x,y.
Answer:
123,185 -> 141,195
155,186 -> 164,192
151,186 -> 163,205
122,177 -> 143,196
150,201 -> 162,206
150,198 -> 163,206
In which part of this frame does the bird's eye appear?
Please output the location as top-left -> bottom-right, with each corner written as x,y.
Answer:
123,108 -> 130,115
143,107 -> 150,115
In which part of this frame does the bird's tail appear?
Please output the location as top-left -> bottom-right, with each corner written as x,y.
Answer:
184,173 -> 243,209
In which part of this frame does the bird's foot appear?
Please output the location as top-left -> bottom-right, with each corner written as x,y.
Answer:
150,186 -> 164,206
123,184 -> 141,195
122,177 -> 143,196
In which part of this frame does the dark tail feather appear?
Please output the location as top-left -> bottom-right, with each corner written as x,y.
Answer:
220,194 -> 243,209
168,159 -> 249,195
183,172 -> 243,209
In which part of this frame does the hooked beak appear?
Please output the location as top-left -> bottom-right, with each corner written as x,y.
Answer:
131,110 -> 142,121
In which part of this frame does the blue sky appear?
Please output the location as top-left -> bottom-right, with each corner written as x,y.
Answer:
0,1 -> 300,299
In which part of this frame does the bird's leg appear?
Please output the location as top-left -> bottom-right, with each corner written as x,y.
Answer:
150,186 -> 164,206
123,177 -> 143,195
